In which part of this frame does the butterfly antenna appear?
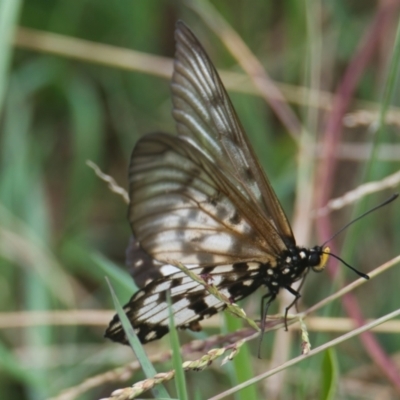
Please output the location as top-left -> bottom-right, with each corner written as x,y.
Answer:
321,193 -> 398,248
323,251 -> 369,279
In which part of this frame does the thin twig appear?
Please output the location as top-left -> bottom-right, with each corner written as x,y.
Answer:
313,170 -> 400,216
208,308 -> 400,400
12,27 -> 400,119
48,356 -> 170,400
0,310 -> 112,328
86,160 -> 129,204
305,255 -> 400,316
315,143 -> 400,161
344,109 -> 400,128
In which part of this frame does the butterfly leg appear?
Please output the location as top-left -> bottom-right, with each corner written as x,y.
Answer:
257,292 -> 276,358
283,285 -> 301,331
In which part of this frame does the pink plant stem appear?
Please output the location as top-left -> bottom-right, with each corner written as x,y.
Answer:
316,1 -> 400,392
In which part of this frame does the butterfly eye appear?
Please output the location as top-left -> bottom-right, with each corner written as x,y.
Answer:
311,247 -> 330,272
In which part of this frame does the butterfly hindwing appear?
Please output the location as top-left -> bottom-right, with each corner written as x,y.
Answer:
105,262 -> 264,343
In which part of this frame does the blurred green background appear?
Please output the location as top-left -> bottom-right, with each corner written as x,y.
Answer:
1,1 -> 400,399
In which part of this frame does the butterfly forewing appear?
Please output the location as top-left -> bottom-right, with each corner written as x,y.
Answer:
172,22 -> 294,242
129,132 -> 282,265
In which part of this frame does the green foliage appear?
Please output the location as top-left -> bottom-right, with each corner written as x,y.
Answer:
0,1 -> 399,399
224,313 -> 259,400
320,349 -> 339,400
168,293 -> 188,400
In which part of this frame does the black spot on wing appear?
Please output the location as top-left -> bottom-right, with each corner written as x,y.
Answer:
228,280 -> 257,298
184,292 -> 223,322
104,313 -> 126,343
200,266 -> 217,275
171,277 -> 184,288
229,211 -> 241,225
244,166 -> 254,181
209,91 -> 224,108
208,197 -> 218,206
187,292 -> 209,314
183,166 -> 202,187
104,312 -> 170,344
207,191 -> 222,206
190,235 -> 201,243
139,324 -> 169,343
158,289 -> 167,303
233,262 -> 249,272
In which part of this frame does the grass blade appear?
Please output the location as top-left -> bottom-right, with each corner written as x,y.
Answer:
168,292 -> 188,400
106,277 -> 170,399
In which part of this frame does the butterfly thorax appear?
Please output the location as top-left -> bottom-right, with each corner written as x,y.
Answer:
261,245 -> 329,294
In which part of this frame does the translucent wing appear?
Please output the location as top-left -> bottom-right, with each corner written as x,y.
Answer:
128,132 -> 286,266
105,261 -> 264,344
172,21 -> 294,244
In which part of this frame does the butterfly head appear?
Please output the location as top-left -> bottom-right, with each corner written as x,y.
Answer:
309,246 -> 330,272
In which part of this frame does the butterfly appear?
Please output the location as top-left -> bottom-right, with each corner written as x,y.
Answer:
105,21 -> 332,345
